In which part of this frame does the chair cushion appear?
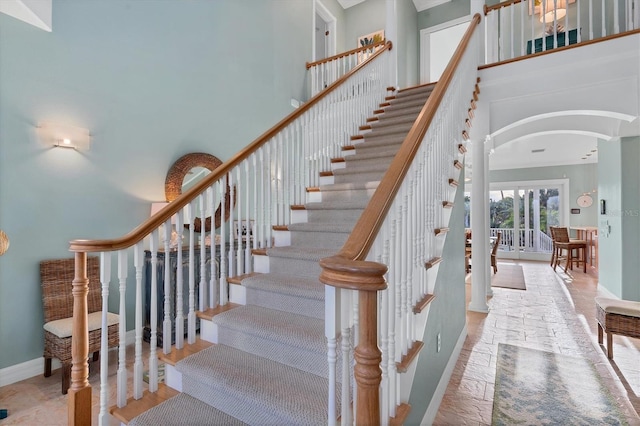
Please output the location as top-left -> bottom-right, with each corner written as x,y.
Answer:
44,311 -> 119,338
595,297 -> 640,318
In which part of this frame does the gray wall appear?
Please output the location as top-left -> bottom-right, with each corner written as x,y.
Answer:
598,137 -> 640,301
406,167 -> 467,425
317,0 -> 348,52
490,163 -> 599,228
344,0 -> 386,50
397,0 -> 419,88
0,0 -> 313,370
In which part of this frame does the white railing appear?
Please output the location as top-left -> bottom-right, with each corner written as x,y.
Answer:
68,42 -> 393,426
490,227 -> 553,253
321,15 -> 481,425
485,0 -> 640,64
307,40 -> 387,97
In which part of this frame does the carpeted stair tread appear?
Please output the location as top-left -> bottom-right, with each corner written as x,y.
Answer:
242,272 -> 324,300
345,148 -> 399,161
360,132 -> 407,145
177,344 -> 338,425
372,114 -> 420,127
129,392 -> 247,426
378,103 -> 424,117
304,199 -> 370,210
288,222 -> 353,233
333,162 -> 390,175
352,137 -> 405,150
213,305 -> 325,353
266,246 -> 336,261
360,122 -> 413,137
318,181 -> 380,191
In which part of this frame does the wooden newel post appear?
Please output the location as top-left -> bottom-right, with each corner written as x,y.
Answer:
68,251 -> 92,425
320,255 -> 387,425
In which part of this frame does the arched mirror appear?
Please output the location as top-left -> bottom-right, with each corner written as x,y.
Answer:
165,152 -> 233,232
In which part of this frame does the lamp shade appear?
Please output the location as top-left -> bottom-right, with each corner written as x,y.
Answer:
539,0 -> 567,22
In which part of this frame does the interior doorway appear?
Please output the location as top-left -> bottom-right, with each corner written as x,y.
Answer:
314,0 -> 336,62
420,16 -> 471,84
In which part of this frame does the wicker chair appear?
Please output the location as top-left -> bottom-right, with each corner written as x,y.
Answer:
40,257 -> 119,394
550,227 -> 587,273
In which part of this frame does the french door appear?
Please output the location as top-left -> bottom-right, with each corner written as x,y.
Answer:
489,180 -> 568,261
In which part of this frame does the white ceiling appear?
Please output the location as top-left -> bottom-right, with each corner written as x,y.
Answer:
488,133 -> 599,171
336,0 -> 450,12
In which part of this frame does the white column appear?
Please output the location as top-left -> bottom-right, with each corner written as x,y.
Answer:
484,138 -> 493,297
385,0 -> 398,88
469,136 -> 489,313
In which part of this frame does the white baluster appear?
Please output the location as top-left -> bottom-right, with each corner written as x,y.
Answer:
220,176 -> 228,304
340,289 -> 352,426
116,250 -> 128,408
199,194 -> 207,312
325,285 -> 338,426
246,157 -> 253,270
229,172 -> 236,277
133,243 -> 144,400
236,166 -> 243,276
148,230 -> 159,393
188,200 -> 196,344
175,208 -> 184,349
98,252 -> 111,426
163,218 -> 172,354
589,0 -> 594,40
208,186 -> 218,308
602,0 -> 607,37
510,3 -> 515,59
577,0 -> 582,42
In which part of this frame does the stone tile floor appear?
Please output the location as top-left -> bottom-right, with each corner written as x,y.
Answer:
434,260 -> 640,425
1,260 -> 638,425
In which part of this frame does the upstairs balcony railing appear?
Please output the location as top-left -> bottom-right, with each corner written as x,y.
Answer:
484,0 -> 640,64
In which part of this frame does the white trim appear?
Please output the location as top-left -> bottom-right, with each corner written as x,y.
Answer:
421,324 -> 468,425
0,331 -> 136,387
420,15 -> 472,84
336,0 -> 365,9
314,0 -> 337,61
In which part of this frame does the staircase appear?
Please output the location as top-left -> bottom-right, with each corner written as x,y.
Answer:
128,84 -> 436,425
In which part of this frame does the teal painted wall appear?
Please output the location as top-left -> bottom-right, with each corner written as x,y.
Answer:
490,163 -> 599,228
397,0 -> 419,88
620,137 -> 640,302
598,137 -> 640,301
406,169 -> 467,425
0,0 -> 313,370
418,0 -> 470,30
598,139 -> 623,297
344,0 -> 386,50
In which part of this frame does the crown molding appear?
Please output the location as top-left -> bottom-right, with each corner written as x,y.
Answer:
336,0 -> 367,9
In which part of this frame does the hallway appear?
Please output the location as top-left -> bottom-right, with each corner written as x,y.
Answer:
435,260 -> 640,425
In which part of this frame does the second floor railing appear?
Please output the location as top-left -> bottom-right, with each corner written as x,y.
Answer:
484,0 -> 639,64
306,40 -> 387,97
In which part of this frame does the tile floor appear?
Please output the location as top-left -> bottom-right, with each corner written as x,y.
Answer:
0,260 -> 639,425
434,260 -> 640,425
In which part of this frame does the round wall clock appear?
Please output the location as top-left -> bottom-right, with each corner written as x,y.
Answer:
577,194 -> 593,207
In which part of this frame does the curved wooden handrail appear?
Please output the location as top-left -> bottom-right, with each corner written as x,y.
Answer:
484,0 -> 524,15
323,13 -> 481,265
306,40 -> 387,69
69,41 -> 393,253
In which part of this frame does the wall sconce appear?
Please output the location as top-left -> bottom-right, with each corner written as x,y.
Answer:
37,121 -> 91,150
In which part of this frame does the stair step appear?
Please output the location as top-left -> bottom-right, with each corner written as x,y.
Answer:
453,159 -> 463,169
396,340 -> 424,373
449,178 -> 459,187
413,293 -> 435,314
158,337 -> 214,367
129,392 -> 247,426
227,273 -> 261,285
434,227 -> 449,236
177,344 -> 340,425
242,272 -> 325,319
112,383 -> 180,425
389,403 -> 412,426
397,81 -> 436,95
442,201 -> 454,208
424,257 -> 442,269
458,143 -> 467,154
197,302 -> 242,321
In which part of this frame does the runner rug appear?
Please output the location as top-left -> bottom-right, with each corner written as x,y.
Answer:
492,343 -> 627,425
491,263 -> 526,290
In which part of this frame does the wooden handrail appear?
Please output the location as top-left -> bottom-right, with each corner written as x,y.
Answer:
484,0 -> 524,15
306,40 -> 387,69
69,41 -> 393,253
324,14 -> 481,265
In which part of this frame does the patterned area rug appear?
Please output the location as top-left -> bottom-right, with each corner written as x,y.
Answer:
491,263 -> 526,290
493,344 -> 627,425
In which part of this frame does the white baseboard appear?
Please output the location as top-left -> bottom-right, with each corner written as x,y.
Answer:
421,324 -> 468,425
0,330 -> 137,388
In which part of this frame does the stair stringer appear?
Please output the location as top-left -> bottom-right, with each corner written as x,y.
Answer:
394,151 -> 467,405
